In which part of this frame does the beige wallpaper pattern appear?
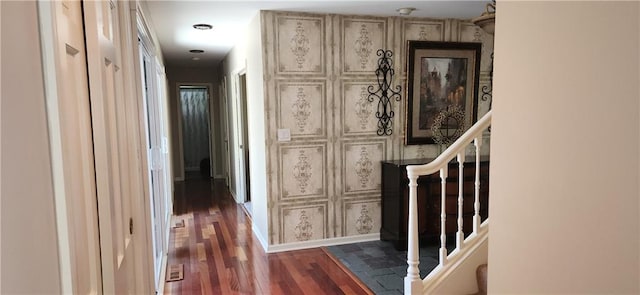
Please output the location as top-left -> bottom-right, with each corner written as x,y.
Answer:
262,11 -> 493,245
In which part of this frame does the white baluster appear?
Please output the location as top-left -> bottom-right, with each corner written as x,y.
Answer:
473,137 -> 482,233
439,167 -> 448,266
404,173 -> 422,294
456,153 -> 465,249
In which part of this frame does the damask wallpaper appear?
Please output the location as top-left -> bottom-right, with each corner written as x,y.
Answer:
260,11 -> 493,245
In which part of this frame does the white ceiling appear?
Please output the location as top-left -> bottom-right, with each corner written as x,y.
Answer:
143,0 -> 490,67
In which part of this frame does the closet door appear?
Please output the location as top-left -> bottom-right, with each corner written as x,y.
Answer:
41,0 -> 102,293
83,0 -> 137,293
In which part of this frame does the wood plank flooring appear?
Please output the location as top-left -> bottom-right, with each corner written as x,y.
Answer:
164,178 -> 372,295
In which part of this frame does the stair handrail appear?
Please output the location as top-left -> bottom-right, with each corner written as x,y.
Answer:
404,110 -> 492,295
406,110 -> 492,177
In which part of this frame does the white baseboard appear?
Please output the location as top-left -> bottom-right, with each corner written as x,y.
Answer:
266,233 -> 380,253
156,214 -> 173,294
156,253 -> 168,295
252,224 -> 269,253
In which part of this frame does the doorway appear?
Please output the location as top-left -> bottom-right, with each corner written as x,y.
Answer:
239,74 -> 250,204
234,72 -> 251,215
178,86 -> 213,180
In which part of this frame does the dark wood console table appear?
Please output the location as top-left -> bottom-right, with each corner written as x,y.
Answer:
380,157 -> 490,250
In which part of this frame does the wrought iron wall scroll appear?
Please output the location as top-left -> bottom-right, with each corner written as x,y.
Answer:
367,49 -> 401,136
481,53 -> 493,110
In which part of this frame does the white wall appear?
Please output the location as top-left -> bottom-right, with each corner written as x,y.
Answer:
245,13 -> 268,250
220,13 -> 269,249
1,1 -> 62,293
490,2 -> 640,293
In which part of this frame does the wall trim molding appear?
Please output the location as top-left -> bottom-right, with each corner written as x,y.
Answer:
265,233 -> 380,253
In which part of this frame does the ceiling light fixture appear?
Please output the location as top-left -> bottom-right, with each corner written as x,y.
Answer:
189,49 -> 204,54
396,7 -> 416,16
192,23 -> 213,30
192,57 -> 200,61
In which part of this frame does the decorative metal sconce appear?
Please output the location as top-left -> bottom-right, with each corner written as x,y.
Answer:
368,49 -> 401,136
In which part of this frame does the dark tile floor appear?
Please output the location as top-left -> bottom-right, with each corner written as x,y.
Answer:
326,240 -> 455,294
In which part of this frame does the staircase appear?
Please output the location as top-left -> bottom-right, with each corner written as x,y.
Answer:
404,110 -> 492,295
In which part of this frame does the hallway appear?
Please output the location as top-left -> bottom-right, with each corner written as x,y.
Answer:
164,179 -> 372,294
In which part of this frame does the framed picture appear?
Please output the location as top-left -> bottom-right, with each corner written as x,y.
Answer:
405,41 -> 481,145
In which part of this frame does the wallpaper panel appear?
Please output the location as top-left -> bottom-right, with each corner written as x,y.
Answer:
274,14 -> 326,75
342,198 -> 381,236
341,140 -> 385,194
340,18 -> 388,75
340,80 -> 379,136
278,144 -> 327,200
276,81 -> 327,139
280,202 -> 328,243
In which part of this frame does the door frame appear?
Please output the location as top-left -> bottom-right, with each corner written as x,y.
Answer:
174,83 -> 216,180
220,76 -> 231,186
229,68 -> 250,204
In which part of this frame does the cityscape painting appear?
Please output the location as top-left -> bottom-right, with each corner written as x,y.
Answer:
406,41 -> 481,145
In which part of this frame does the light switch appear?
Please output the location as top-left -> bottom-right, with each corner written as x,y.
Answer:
277,128 -> 291,142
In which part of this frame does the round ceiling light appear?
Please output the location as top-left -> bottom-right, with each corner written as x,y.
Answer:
396,7 -> 416,16
189,49 -> 204,54
192,57 -> 200,61
193,23 -> 213,30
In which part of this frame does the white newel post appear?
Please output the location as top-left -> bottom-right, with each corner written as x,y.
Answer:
473,137 -> 482,233
456,153 -> 465,249
405,173 -> 422,295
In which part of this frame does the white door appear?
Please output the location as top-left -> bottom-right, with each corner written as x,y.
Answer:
39,1 -> 102,293
83,1 -> 136,293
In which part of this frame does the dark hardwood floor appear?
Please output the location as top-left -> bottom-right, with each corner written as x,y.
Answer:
164,178 -> 372,294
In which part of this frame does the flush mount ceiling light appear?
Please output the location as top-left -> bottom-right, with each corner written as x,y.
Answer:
189,49 -> 204,54
192,23 -> 213,30
191,57 -> 200,61
396,7 -> 416,16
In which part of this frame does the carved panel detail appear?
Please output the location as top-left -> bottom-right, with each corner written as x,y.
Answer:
290,22 -> 310,68
343,200 -> 381,236
291,88 -> 311,132
343,141 -> 384,194
281,204 -> 326,243
354,24 -> 373,69
277,81 -> 326,139
279,145 -> 326,200
275,15 -> 324,74
342,81 -> 378,136
293,150 -> 312,193
402,20 -> 445,42
354,147 -> 373,188
342,18 -> 386,74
